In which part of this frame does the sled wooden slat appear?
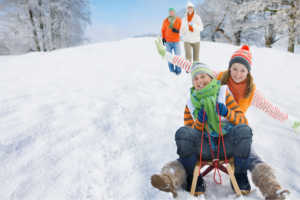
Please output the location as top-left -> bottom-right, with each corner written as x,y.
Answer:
227,164 -> 242,196
190,160 -> 200,196
190,157 -> 242,197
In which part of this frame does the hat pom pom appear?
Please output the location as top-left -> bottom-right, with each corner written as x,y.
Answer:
241,45 -> 250,51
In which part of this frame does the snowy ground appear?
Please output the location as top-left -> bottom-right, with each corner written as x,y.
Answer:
0,38 -> 300,199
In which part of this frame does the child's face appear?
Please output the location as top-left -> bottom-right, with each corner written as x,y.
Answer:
193,73 -> 212,91
230,63 -> 248,83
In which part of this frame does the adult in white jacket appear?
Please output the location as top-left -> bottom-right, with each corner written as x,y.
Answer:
181,1 -> 203,66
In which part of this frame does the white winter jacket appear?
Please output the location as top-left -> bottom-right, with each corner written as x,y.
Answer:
180,11 -> 203,44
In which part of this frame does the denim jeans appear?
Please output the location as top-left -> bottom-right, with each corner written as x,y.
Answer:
165,42 -> 181,74
175,124 -> 253,160
249,146 -> 264,172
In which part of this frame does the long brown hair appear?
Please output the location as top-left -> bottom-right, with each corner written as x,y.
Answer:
220,70 -> 254,98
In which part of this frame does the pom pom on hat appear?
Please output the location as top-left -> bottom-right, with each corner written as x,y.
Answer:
186,1 -> 194,8
241,45 -> 250,51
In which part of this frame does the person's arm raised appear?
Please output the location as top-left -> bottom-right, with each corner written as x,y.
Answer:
155,35 -> 221,76
251,89 -> 299,134
155,35 -> 193,72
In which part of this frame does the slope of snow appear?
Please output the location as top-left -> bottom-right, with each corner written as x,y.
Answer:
0,38 -> 299,199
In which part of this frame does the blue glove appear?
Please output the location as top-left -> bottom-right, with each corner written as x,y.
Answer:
189,22 -> 193,26
216,102 -> 228,117
197,108 -> 208,123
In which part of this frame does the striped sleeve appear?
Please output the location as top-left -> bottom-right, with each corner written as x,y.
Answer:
184,105 -> 205,131
212,70 -> 220,79
251,89 -> 288,123
172,57 -> 222,78
225,91 -> 248,125
184,105 -> 194,127
173,56 -> 193,73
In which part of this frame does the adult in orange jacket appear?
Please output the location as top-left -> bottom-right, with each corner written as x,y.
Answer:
161,8 -> 182,75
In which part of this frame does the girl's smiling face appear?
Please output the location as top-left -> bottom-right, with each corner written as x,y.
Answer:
230,63 -> 248,83
193,73 -> 212,91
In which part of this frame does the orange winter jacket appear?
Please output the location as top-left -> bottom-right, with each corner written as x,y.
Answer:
161,17 -> 181,43
216,71 -> 256,114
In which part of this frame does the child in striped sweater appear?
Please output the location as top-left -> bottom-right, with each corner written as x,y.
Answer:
151,61 -> 253,197
154,36 -> 296,199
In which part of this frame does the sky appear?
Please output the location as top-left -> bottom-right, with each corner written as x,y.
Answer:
85,0 -> 204,43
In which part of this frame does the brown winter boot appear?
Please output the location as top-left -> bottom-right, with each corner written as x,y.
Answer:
252,163 -> 291,200
151,160 -> 186,198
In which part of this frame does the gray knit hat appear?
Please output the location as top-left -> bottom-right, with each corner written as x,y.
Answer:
191,62 -> 213,82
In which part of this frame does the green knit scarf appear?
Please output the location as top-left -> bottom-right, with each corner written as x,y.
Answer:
190,78 -> 221,134
168,15 -> 176,29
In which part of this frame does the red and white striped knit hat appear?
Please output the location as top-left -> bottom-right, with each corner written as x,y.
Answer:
229,45 -> 252,72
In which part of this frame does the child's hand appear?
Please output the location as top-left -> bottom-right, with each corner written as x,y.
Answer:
283,116 -> 300,135
216,102 -> 228,117
155,35 -> 166,59
197,108 -> 208,123
292,121 -> 300,135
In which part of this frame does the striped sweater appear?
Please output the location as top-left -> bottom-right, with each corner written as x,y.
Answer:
184,91 -> 248,131
171,55 -> 288,123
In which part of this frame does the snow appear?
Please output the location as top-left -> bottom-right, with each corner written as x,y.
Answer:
0,38 -> 300,199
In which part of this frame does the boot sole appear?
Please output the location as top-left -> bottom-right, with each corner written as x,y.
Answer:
194,191 -> 205,196
265,190 -> 291,200
151,174 -> 178,198
234,190 -> 251,195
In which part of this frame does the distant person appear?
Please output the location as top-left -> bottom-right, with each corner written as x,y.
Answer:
161,7 -> 182,75
180,1 -> 203,73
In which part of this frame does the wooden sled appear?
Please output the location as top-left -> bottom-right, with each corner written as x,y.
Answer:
190,157 -> 242,197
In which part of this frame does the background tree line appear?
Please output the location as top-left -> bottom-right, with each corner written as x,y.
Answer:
176,0 -> 300,53
0,0 -> 91,55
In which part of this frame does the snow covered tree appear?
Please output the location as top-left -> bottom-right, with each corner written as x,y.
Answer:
0,0 -> 92,55
237,0 -> 300,53
48,0 -> 92,50
0,0 -> 40,53
195,0 -> 259,46
193,0 -> 300,52
195,0 -> 235,44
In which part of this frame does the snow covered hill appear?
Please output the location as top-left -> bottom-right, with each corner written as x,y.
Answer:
0,38 -> 300,199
